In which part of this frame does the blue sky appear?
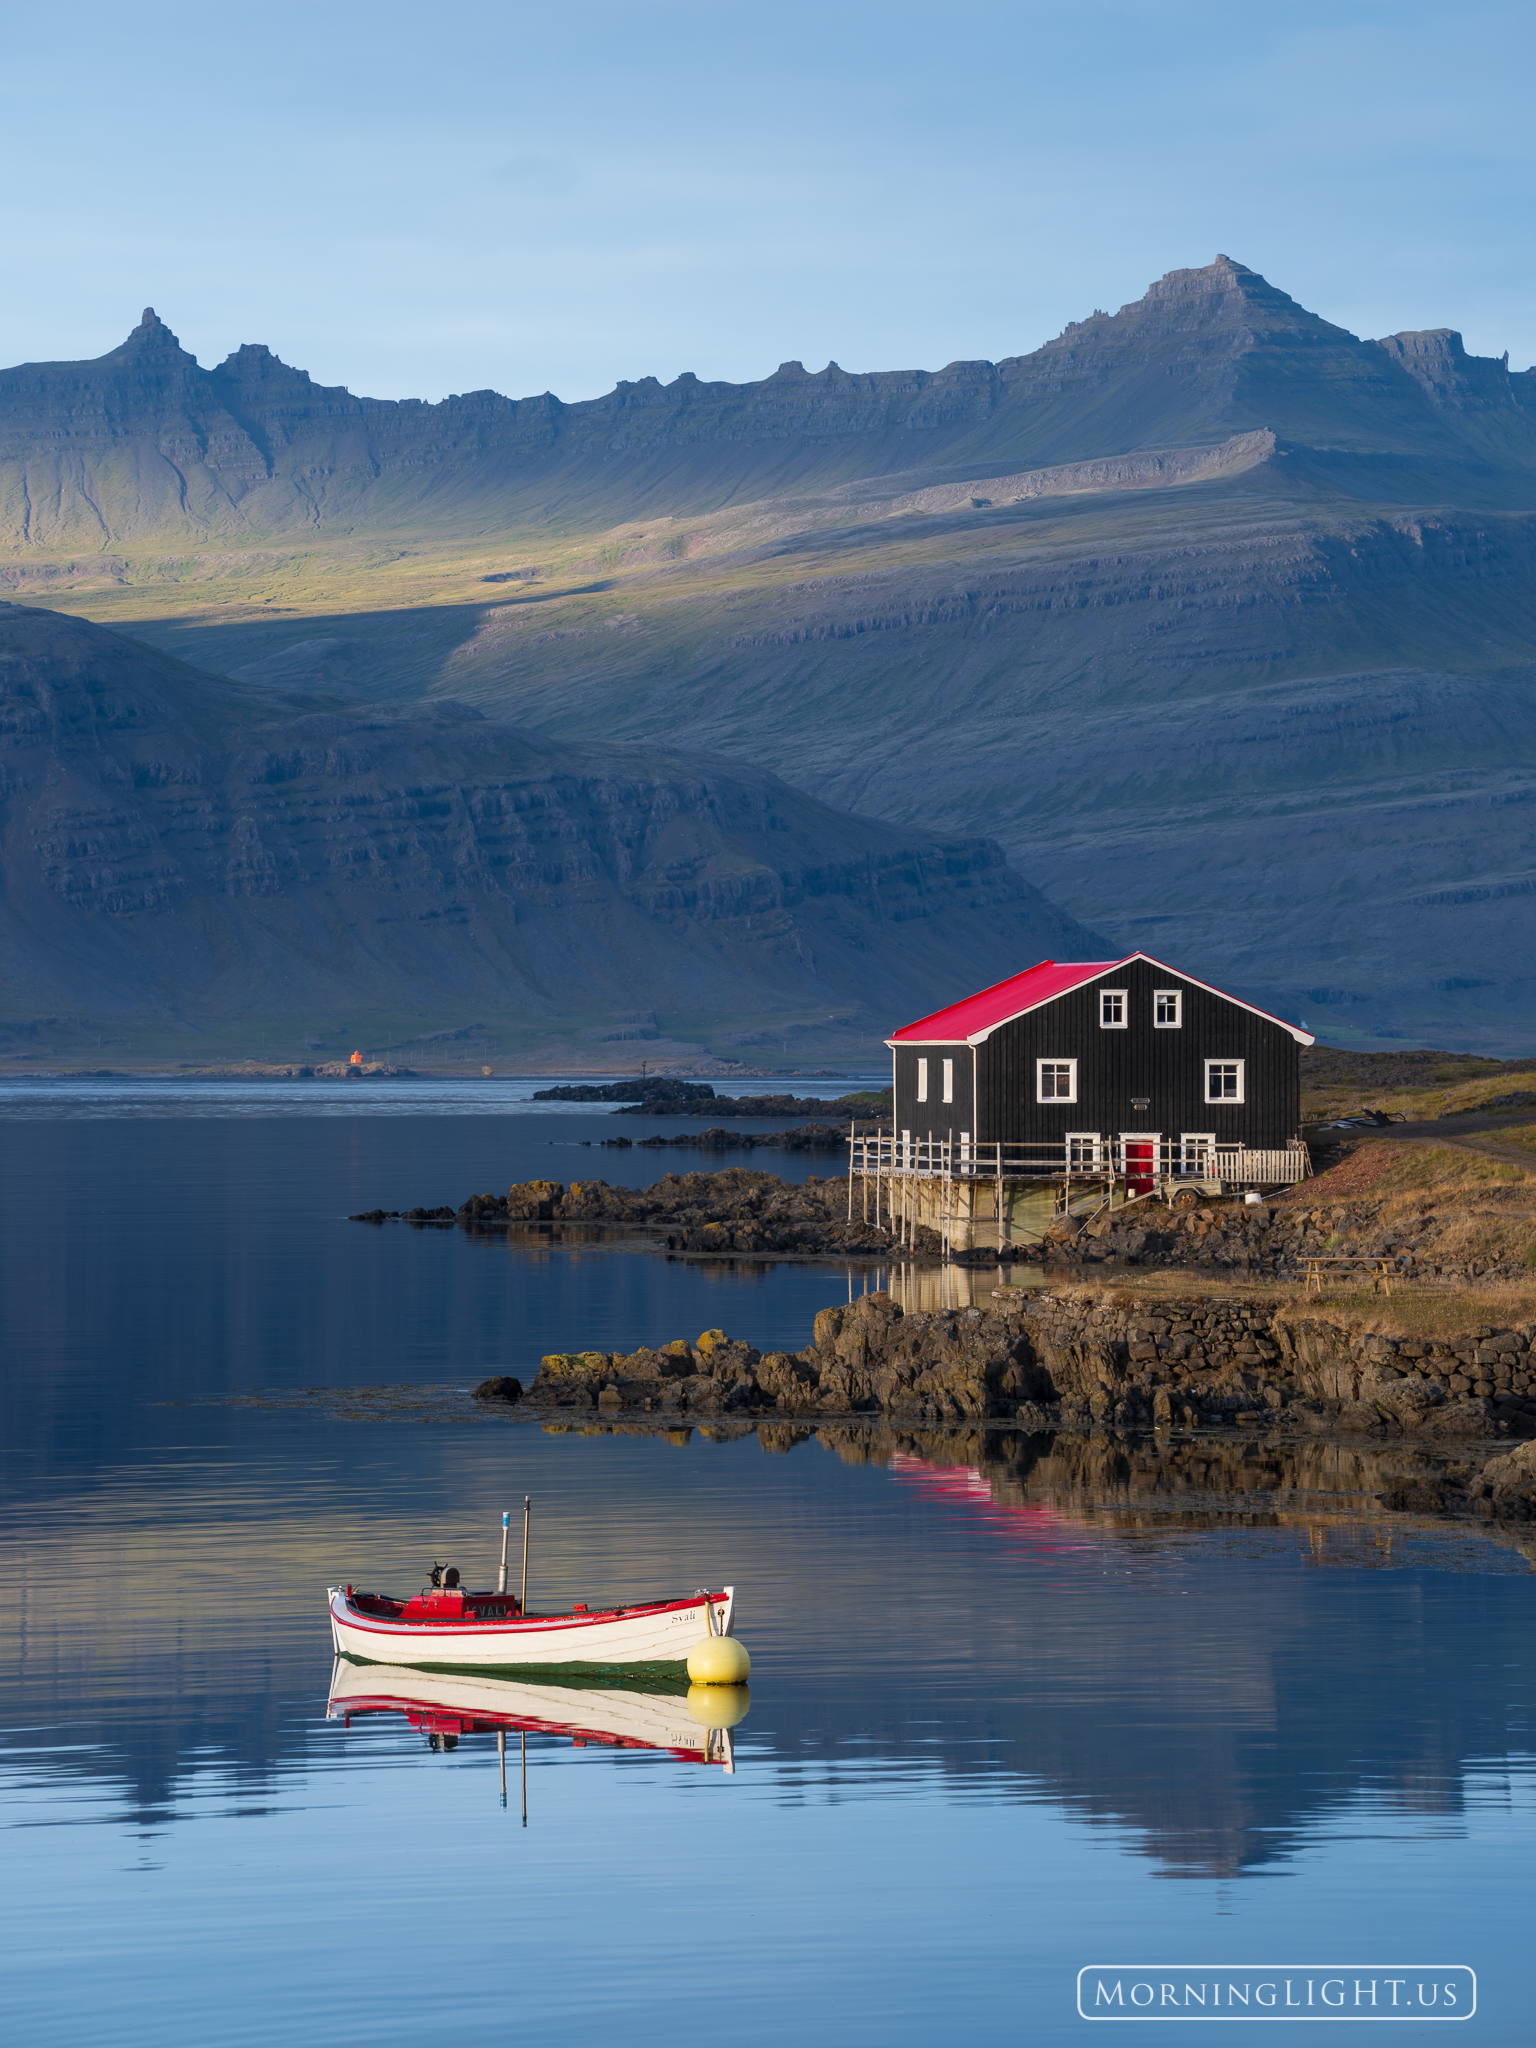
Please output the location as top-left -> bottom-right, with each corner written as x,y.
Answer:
4,0 -> 1533,402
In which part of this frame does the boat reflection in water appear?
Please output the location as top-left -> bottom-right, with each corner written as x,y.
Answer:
326,1660 -> 749,1816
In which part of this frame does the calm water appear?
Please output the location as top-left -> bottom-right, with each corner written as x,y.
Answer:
1,1083 -> 1532,2043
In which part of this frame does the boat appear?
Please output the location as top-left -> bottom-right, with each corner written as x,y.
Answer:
326,1659 -> 741,1770
328,1579 -> 738,1673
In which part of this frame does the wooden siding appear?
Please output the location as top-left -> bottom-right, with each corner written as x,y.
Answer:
975,958 -> 1300,1151
893,1040 -> 975,1145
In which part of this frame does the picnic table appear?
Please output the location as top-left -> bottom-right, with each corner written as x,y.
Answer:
1302,1255 -> 1396,1297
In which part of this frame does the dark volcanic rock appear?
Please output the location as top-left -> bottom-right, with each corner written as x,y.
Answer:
613,1091 -> 888,1120
473,1376 -> 523,1403
626,1121 -> 875,1151
526,1286 -> 1533,1449
416,1166 -> 914,1259
532,1079 -> 717,1104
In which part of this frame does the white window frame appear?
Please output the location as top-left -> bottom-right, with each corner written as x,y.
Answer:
1154,989 -> 1183,1029
1037,1058 -> 1078,1105
1065,1131 -> 1102,1170
1180,1131 -> 1216,1174
941,1057 -> 954,1104
1099,988 -> 1128,1029
1204,1059 -> 1245,1105
916,1057 -> 928,1103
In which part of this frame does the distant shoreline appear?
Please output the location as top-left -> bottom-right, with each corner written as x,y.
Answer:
0,1065 -> 882,1085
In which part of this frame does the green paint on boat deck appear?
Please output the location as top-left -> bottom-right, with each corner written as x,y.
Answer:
337,1652 -> 691,1695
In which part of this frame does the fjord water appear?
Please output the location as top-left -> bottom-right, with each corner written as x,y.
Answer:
1,1083 -> 1532,2044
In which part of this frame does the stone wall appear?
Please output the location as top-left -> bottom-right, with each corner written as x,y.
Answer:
1022,1290 -> 1530,1440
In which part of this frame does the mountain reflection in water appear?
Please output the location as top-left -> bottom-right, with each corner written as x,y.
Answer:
1,1097 -> 1532,2045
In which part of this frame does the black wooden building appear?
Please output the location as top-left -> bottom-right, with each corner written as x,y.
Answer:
887,953 -> 1312,1178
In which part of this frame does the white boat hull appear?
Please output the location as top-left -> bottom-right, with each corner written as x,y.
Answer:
326,1660 -> 735,1768
328,1584 -> 736,1670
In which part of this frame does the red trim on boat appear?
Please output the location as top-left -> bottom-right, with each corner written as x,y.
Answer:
330,1590 -> 722,1638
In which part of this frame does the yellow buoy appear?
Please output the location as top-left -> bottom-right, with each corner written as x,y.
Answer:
686,1683 -> 750,1728
686,1593 -> 751,1685
687,1631 -> 751,1684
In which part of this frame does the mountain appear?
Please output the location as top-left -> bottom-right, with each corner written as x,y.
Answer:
0,602 -> 1099,1062
5,263 -> 1536,548
4,259 -> 1536,1050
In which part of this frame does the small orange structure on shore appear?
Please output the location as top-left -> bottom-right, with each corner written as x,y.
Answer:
349,1050 -> 363,1067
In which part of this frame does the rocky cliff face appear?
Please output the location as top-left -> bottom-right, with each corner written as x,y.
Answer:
5,260 -> 1536,548
0,601 -> 1097,1042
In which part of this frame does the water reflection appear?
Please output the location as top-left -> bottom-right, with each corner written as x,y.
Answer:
4,1104 -> 1535,2044
326,1661 -> 743,1772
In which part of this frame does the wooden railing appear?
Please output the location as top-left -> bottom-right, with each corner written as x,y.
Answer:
847,1132 -> 1310,1187
1221,1149 -> 1313,1185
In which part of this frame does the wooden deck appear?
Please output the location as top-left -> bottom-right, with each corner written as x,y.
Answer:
843,1130 -> 1311,1256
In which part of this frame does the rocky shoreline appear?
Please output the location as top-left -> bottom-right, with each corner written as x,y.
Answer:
531,1078 -> 889,1120
352,1144 -> 1536,1287
596,1122 -> 866,1153
502,1287 -> 1536,1521
1033,1189 -> 1527,1288
351,1168 -> 902,1256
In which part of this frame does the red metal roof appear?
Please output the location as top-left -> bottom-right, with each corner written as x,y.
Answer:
888,954 -> 1315,1046
889,960 -> 1115,1043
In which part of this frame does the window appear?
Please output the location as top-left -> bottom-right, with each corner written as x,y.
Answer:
942,1057 -> 954,1104
1205,1060 -> 1245,1104
1066,1132 -> 1102,1169
1037,1058 -> 1078,1104
1099,989 -> 1127,1029
1154,989 -> 1182,1028
916,1058 -> 928,1103
1181,1132 -> 1215,1173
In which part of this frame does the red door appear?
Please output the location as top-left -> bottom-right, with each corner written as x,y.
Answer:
1125,1140 -> 1155,1195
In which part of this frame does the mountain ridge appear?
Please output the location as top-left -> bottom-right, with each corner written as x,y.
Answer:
6,258 -> 1536,1051
7,259 -> 1536,551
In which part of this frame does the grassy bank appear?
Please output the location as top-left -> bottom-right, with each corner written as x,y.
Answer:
1040,1272 -> 1536,1343
1302,1044 -> 1536,1122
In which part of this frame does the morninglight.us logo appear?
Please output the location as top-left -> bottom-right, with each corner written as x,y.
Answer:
1077,1966 -> 1476,2021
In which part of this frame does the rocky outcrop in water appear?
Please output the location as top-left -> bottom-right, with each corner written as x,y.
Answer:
525,1287 -> 1536,1448
1472,1438 -> 1536,1516
611,1123 -> 867,1153
532,1076 -> 891,1122
532,1079 -> 718,1105
530,1304 -> 1032,1426
455,1170 -> 895,1256
613,1092 -> 887,1121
